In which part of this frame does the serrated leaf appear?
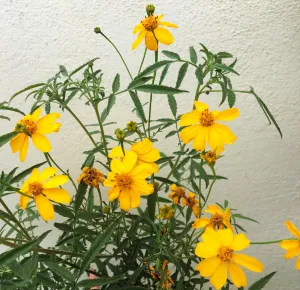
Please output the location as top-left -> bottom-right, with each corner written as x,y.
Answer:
214,63 -> 239,75
217,52 -> 233,58
195,66 -> 203,85
0,105 -> 25,115
137,60 -> 171,78
44,261 -> 74,282
162,50 -> 180,60
77,275 -> 125,287
227,90 -> 236,108
128,76 -> 153,90
101,94 -> 116,122
112,73 -> 120,93
176,63 -> 189,89
0,132 -> 18,147
248,272 -> 276,290
159,63 -> 170,85
10,161 -> 47,184
75,182 -> 88,212
129,91 -> 147,122
10,83 -> 45,103
189,46 -> 198,64
135,84 -> 187,95
167,94 -> 177,117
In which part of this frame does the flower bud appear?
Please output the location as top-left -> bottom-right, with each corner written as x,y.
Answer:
115,128 -> 125,141
126,121 -> 138,132
200,151 -> 219,166
94,27 -> 101,34
146,4 -> 155,16
103,206 -> 110,214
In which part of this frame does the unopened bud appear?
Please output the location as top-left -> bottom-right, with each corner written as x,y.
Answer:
115,128 -> 125,141
126,121 -> 137,132
146,4 -> 155,16
103,206 -> 110,214
94,27 -> 101,34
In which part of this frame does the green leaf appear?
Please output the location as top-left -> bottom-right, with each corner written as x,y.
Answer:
23,252 -> 38,279
214,63 -> 239,75
195,66 -> 203,85
135,84 -> 187,95
176,63 -> 189,88
112,73 -> 120,93
159,63 -> 170,85
129,91 -> 147,122
0,105 -> 25,115
10,161 -> 47,184
227,90 -> 236,108
137,60 -> 171,78
69,57 -> 99,77
59,65 -> 68,77
248,272 -> 276,290
0,115 -> 9,121
165,130 -> 177,138
232,213 -> 259,224
77,275 -> 125,287
64,88 -> 79,105
162,50 -> 180,60
45,102 -> 51,114
0,231 -> 50,267
189,46 -> 198,64
186,206 -> 192,223
154,176 -> 176,185
0,280 -> 29,288
75,182 -> 89,212
10,83 -> 45,103
217,52 -> 233,59
78,217 -> 121,277
44,261 -> 75,282
167,95 -> 177,117
101,94 -> 116,122
0,132 -> 18,147
128,76 -> 153,90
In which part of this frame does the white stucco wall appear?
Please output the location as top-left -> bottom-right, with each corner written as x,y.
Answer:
0,0 -> 300,289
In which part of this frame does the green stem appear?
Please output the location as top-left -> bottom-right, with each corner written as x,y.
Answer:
202,166 -> 217,210
251,239 -> 295,245
96,187 -> 103,209
198,159 -> 203,209
44,153 -> 52,166
138,48 -> 147,75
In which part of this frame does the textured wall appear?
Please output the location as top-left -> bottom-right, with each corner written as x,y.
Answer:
0,0 -> 300,289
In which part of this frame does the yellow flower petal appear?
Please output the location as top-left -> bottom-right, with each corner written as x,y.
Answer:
19,195 -> 30,210
20,135 -> 29,162
170,184 -> 177,191
157,14 -> 164,21
232,253 -> 264,272
213,123 -> 237,144
42,188 -> 71,203
132,30 -> 147,50
195,242 -> 219,259
111,158 -> 124,174
179,110 -> 201,126
180,125 -> 202,144
193,217 -> 210,229
36,113 -> 61,133
10,133 -> 26,153
215,108 -> 240,121
109,146 -> 125,158
194,101 -> 209,113
32,133 -> 52,152
31,107 -> 42,121
210,261 -> 228,290
217,228 -> 233,246
34,194 -> 54,221
131,138 -> 153,155
43,175 -> 69,188
123,151 -> 138,173
196,256 -> 221,277
284,247 -> 300,259
132,180 -> 154,195
38,167 -> 58,182
231,233 -> 250,251
192,126 -> 208,151
154,27 -> 174,45
130,189 -> 140,208
205,204 -> 223,215
280,240 -> 300,250
138,148 -> 160,162
296,256 -> 300,270
228,261 -> 247,288
119,191 -> 131,211
285,221 -> 300,239
108,186 -> 119,201
132,22 -> 144,34
145,31 -> 158,51
159,21 -> 178,28
28,168 -> 39,183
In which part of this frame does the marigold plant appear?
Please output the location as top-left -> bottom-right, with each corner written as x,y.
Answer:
0,4 -> 294,290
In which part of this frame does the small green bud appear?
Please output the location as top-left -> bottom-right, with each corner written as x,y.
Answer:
146,4 -> 155,16
94,27 -> 101,34
103,206 -> 110,214
126,121 -> 138,132
115,128 -> 125,141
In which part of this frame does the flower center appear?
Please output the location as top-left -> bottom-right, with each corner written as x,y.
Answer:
199,109 -> 214,127
142,15 -> 158,31
175,187 -> 186,198
218,246 -> 233,262
210,213 -> 224,228
185,197 -> 196,206
16,119 -> 37,135
116,173 -> 133,191
28,182 -> 43,196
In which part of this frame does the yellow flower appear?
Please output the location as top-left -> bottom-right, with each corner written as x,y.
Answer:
157,205 -> 175,220
193,204 -> 232,230
280,221 -> 300,270
195,228 -> 264,289
132,14 -> 178,51
168,184 -> 186,205
103,151 -> 154,211
182,192 -> 200,217
19,167 -> 70,221
10,107 -> 61,162
77,167 -> 105,188
109,138 -> 160,174
200,150 -> 220,166
179,101 -> 239,153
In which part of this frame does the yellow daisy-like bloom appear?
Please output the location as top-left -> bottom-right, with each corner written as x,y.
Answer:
179,101 -> 239,153
280,221 -> 300,270
168,184 -> 186,205
77,167 -> 105,188
182,192 -> 200,217
109,138 -> 160,174
195,228 -> 264,289
157,205 -> 175,220
18,167 -> 70,221
132,14 -> 178,51
193,204 -> 232,231
10,107 -> 61,162
103,151 -> 154,211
